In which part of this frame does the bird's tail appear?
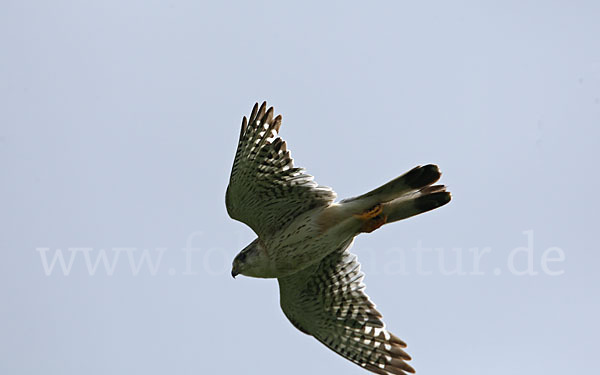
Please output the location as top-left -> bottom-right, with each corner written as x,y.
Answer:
337,165 -> 451,233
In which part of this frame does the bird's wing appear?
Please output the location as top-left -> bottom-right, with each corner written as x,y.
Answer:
278,242 -> 415,375
226,102 -> 336,237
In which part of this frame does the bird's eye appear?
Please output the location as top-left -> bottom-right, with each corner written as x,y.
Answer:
238,252 -> 246,261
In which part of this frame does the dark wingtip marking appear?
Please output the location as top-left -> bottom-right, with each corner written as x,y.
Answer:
273,114 -> 282,132
389,358 -> 416,373
389,332 -> 408,347
414,191 -> 451,212
249,103 -> 259,123
389,345 -> 412,360
239,116 -> 248,140
257,102 -> 267,121
405,164 -> 441,189
265,106 -> 274,124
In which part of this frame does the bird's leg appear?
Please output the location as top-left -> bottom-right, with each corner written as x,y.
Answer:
354,204 -> 388,233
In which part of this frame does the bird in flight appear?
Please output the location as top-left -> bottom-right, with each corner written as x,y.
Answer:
226,102 -> 451,374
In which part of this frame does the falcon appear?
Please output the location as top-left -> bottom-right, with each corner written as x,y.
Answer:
226,102 -> 451,374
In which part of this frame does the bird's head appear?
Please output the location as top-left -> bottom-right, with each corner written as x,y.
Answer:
231,238 -> 268,278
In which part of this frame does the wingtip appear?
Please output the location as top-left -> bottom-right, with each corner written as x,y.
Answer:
388,358 -> 416,374
257,101 -> 267,118
389,332 -> 408,348
249,101 -> 282,130
249,102 -> 259,123
389,345 -> 412,361
273,114 -> 282,132
239,116 -> 248,139
265,106 -> 274,124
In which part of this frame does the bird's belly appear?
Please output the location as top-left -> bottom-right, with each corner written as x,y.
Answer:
265,219 -> 354,277
267,238 -> 343,277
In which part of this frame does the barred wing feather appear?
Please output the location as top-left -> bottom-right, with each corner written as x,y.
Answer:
278,243 -> 415,375
226,102 -> 336,237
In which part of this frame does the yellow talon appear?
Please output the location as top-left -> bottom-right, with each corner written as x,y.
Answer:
355,204 -> 387,233
354,204 -> 384,220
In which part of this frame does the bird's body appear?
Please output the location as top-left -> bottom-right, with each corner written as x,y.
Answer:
264,207 -> 348,276
234,205 -> 337,278
226,102 -> 451,374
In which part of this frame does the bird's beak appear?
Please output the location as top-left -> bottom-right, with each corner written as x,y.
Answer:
231,265 -> 239,279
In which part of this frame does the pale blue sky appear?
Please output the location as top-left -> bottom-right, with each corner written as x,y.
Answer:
1,1 -> 599,374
